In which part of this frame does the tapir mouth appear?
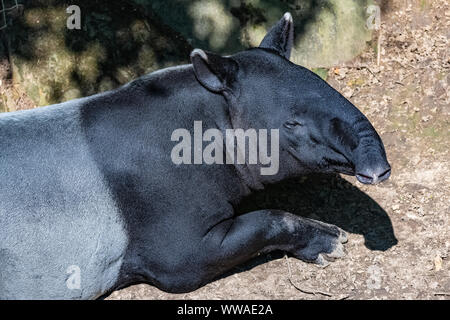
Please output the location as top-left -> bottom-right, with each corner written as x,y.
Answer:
327,148 -> 391,185
288,144 -> 391,185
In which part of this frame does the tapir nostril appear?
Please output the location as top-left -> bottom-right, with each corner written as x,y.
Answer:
356,166 -> 391,184
355,173 -> 374,184
378,168 -> 391,181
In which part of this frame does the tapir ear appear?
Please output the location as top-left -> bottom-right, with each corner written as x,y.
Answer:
259,12 -> 294,60
190,49 -> 238,93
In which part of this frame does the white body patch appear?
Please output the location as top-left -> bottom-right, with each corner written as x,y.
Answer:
0,102 -> 128,299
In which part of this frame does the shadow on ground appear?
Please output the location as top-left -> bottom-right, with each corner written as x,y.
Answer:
229,173 -> 398,274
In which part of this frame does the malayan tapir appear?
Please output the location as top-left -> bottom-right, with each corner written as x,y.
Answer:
0,13 -> 391,299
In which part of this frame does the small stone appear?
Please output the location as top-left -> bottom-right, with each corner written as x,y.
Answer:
434,256 -> 443,271
396,34 -> 407,42
342,87 -> 354,99
424,87 -> 434,96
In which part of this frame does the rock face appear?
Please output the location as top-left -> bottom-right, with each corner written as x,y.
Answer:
140,0 -> 374,67
6,0 -> 192,106
3,0 -> 373,107
289,0 -> 374,68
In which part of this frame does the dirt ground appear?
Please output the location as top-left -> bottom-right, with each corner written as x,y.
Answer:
1,0 -> 448,300
108,0 -> 449,300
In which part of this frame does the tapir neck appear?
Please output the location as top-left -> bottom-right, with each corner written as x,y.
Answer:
80,64 -> 280,202
141,65 -> 267,191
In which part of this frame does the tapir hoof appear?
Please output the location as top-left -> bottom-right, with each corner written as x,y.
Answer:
294,223 -> 347,266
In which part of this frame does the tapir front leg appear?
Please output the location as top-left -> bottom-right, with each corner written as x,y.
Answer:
190,210 -> 348,290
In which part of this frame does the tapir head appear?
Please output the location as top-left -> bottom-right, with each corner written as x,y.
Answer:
190,13 -> 391,185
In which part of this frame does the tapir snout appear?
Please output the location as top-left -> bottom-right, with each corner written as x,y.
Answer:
356,164 -> 391,185
354,142 -> 391,185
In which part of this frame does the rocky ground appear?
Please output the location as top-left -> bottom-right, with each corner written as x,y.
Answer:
108,0 -> 450,300
1,0 -> 448,300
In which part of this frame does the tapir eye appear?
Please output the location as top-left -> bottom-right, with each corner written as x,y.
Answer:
284,120 -> 303,129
